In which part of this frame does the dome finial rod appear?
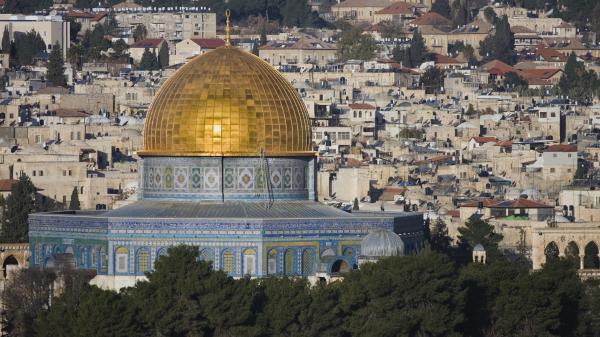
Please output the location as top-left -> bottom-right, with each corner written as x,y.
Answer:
225,9 -> 231,47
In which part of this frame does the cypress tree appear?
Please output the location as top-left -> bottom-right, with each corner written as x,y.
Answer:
2,26 -> 10,54
431,0 -> 451,18
158,42 -> 169,69
1,175 -> 36,243
69,187 -> 80,211
139,48 -> 159,70
47,41 -> 67,87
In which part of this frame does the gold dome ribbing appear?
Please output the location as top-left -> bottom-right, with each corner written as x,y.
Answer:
139,47 -> 313,157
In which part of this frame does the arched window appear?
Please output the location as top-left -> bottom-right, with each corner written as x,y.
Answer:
544,241 -> 559,264
100,247 -> 107,273
243,249 -> 256,276
284,249 -> 294,275
115,247 -> 129,273
156,248 -> 168,261
91,248 -> 97,269
136,248 -> 150,273
302,249 -> 314,275
199,248 -> 213,263
267,249 -> 277,275
584,242 -> 600,269
222,249 -> 234,274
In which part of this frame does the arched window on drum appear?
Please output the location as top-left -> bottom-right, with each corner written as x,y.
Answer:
115,247 -> 129,273
136,248 -> 151,274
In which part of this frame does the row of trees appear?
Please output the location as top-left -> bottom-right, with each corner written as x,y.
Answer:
5,234 -> 598,337
558,52 -> 600,102
431,0 -> 473,29
0,175 -> 79,243
138,45 -> 169,71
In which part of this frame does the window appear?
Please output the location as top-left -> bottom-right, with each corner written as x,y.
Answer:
32,170 -> 36,176
353,111 -> 357,118
199,248 -> 213,262
68,170 -> 72,176
62,195 -> 66,203
243,249 -> 256,275
136,249 -> 150,273
339,132 -> 350,140
39,170 -> 43,176
284,249 -> 294,275
550,168 -> 555,173
267,249 -> 277,274
115,247 -> 129,273
302,249 -> 314,275
80,186 -> 84,194
63,170 -> 66,176
553,154 -> 557,158
222,249 -> 233,274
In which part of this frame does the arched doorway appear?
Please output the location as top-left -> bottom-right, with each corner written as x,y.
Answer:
330,259 -> 350,273
584,242 -> 600,269
3,255 -> 19,280
564,241 -> 580,269
544,241 -> 559,264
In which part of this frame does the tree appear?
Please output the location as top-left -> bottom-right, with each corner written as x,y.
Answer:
132,24 -> 147,42
503,71 -> 527,91
111,39 -> 129,59
2,268 -> 56,337
69,187 -> 80,210
1,174 -> 36,243
420,67 -> 444,94
337,28 -> 377,62
158,42 -> 169,69
483,6 -> 497,23
2,26 -> 11,55
479,15 -> 514,65
431,0 -> 451,18
13,30 -> 46,66
451,0 -> 469,28
47,41 -> 67,87
458,218 -> 503,262
338,251 -> 465,337
138,48 -> 159,70
430,217 -> 452,253
2,0 -> 53,14
392,30 -> 427,68
281,0 -> 312,27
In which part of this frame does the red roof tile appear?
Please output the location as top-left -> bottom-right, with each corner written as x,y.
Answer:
376,1 -> 415,15
545,144 -> 577,152
472,136 -> 497,143
0,179 -> 16,192
349,103 -> 377,109
190,38 -> 226,49
432,53 -> 465,65
411,12 -> 451,27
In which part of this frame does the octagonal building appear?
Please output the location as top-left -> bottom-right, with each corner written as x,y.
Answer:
28,46 -> 423,289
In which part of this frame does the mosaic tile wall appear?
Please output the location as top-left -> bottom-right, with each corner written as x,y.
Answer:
140,156 -> 313,200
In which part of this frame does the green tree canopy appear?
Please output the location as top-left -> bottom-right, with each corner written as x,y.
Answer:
138,48 -> 160,71
1,174 -> 36,243
479,15 -> 514,65
392,30 -> 427,68
420,66 -> 444,94
69,187 -> 80,210
458,218 -> 503,262
47,41 -> 67,87
431,0 -> 452,18
2,26 -> 11,55
158,42 -> 169,69
337,28 -> 377,62
14,30 -> 46,66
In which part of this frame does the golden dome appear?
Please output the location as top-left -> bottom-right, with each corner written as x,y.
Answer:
139,47 -> 313,157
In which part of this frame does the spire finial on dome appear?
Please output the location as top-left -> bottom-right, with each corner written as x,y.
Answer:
225,9 -> 231,47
